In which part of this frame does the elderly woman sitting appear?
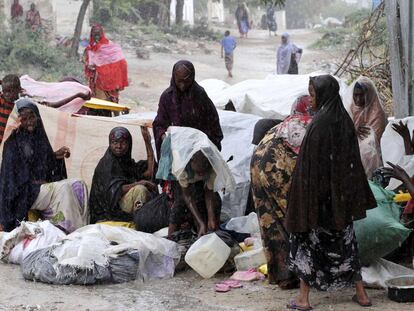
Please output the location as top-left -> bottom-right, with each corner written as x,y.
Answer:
89,126 -> 156,223
0,99 -> 88,233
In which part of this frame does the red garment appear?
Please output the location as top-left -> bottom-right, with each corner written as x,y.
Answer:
11,3 -> 23,19
404,199 -> 414,215
0,94 -> 15,145
84,25 -> 128,94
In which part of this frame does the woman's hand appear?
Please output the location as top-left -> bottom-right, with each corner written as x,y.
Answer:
392,121 -> 414,155
383,161 -> 412,184
357,126 -> 371,140
54,146 -> 71,159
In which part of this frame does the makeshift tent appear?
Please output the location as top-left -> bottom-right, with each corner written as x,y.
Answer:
199,73 -> 347,119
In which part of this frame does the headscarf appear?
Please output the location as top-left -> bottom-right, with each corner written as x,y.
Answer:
285,75 -> 376,233
152,60 -> 223,159
89,127 -> 147,223
277,33 -> 299,75
350,76 -> 387,144
290,95 -> 315,117
87,24 -> 110,52
84,24 -> 128,92
0,99 -> 67,231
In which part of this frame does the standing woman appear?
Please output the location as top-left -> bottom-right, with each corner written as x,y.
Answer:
277,33 -> 302,75
84,24 -> 128,109
235,3 -> 250,38
286,75 -> 376,310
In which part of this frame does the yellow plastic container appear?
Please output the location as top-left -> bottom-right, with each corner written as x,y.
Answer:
259,264 -> 268,275
394,192 -> 412,203
84,97 -> 131,112
239,242 -> 254,252
98,221 -> 135,229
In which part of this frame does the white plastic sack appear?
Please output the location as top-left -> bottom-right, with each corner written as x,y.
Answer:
55,224 -> 180,281
169,126 -> 236,193
1,221 -> 65,264
226,212 -> 260,236
362,258 -> 414,289
9,221 -> 66,264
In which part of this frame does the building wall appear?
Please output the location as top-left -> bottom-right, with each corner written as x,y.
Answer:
2,0 -> 92,36
170,0 -> 194,25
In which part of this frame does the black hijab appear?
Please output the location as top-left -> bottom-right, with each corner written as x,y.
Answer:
285,75 -> 376,233
89,127 -> 147,223
152,60 -> 223,159
0,99 -> 67,231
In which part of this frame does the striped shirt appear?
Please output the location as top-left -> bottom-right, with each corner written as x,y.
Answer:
0,94 -> 15,145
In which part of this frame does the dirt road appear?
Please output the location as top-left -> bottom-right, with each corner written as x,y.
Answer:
121,28 -> 338,112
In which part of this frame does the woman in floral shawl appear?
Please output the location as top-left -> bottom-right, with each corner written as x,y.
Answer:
250,95 -> 314,289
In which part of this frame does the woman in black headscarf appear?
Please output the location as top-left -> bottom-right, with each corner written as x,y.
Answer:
0,99 -> 88,233
152,60 -> 223,159
89,126 -> 156,223
285,75 -> 376,310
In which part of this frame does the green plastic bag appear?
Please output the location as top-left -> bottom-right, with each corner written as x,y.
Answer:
354,181 -> 411,265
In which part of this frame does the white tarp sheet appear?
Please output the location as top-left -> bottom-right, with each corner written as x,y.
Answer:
381,117 -> 414,189
199,73 -> 347,119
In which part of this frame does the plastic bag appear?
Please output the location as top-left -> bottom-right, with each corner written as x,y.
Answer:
225,212 -> 260,236
362,258 -> 414,289
354,181 -> 411,264
8,221 -> 66,264
21,224 -> 180,285
134,193 -> 170,233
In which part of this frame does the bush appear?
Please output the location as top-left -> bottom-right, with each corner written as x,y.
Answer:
0,24 -> 83,82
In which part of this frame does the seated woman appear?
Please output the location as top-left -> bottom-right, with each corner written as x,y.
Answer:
350,77 -> 387,177
0,99 -> 88,233
250,92 -> 315,289
89,126 -> 156,223
169,151 -> 221,238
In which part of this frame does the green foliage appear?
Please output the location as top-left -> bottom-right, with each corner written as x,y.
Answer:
320,0 -> 360,20
0,25 -> 83,81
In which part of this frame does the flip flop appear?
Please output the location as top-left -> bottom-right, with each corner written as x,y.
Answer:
215,283 -> 230,293
352,295 -> 372,307
221,280 -> 243,288
286,300 -> 313,311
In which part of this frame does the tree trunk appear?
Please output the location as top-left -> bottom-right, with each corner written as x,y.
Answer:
176,0 -> 185,26
70,0 -> 91,58
157,0 -> 171,28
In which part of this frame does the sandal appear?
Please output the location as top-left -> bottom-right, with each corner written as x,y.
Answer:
221,280 -> 243,288
352,295 -> 372,307
215,283 -> 230,293
286,300 -> 313,311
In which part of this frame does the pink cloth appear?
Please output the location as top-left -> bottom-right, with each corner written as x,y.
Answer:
87,42 -> 125,67
20,75 -> 90,114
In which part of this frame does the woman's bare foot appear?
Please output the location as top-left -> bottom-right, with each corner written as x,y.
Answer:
354,281 -> 372,306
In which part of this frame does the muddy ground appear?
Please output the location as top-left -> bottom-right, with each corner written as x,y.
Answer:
1,264 -> 413,311
1,28 -> 413,310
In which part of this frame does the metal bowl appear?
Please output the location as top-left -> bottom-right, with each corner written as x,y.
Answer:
385,275 -> 414,303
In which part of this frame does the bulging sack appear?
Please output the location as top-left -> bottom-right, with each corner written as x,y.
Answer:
354,181 -> 411,265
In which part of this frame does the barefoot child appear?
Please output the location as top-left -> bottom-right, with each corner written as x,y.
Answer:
220,31 -> 237,78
